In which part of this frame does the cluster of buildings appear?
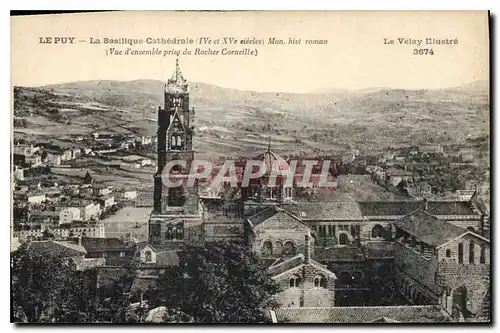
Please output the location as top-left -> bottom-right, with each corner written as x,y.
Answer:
14,61 -> 491,323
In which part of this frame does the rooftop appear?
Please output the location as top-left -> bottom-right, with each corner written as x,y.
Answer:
272,305 -> 450,323
77,237 -> 131,251
394,210 -> 466,247
27,240 -> 87,257
358,200 -> 480,217
282,202 -> 362,221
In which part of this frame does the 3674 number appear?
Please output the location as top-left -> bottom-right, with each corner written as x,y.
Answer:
413,48 -> 435,55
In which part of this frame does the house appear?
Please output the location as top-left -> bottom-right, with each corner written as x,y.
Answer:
25,153 -> 42,166
93,185 -> 113,197
71,148 -> 82,159
60,200 -> 101,221
53,222 -> 106,238
135,190 -> 154,207
27,192 -> 47,204
59,207 -> 81,224
76,237 -> 136,266
13,143 -> 40,156
118,190 -> 138,202
13,166 -> 24,181
98,195 -> 115,211
60,149 -> 73,161
386,168 -> 413,187
45,151 -> 61,166
27,240 -> 106,270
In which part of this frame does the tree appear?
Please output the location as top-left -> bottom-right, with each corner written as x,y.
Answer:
149,241 -> 280,323
11,245 -> 98,323
11,245 -> 137,323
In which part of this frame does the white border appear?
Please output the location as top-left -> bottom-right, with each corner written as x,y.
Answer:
3,1 -> 498,332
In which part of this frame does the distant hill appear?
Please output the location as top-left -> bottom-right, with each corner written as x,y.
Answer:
13,79 -> 489,157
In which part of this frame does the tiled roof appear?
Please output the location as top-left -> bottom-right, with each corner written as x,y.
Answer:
27,240 -> 87,257
247,206 -> 304,228
273,305 -> 450,323
427,201 -> 478,216
394,210 -> 465,247
358,201 -> 479,217
282,202 -> 363,220
79,237 -> 129,251
358,201 -> 424,216
268,254 -> 305,276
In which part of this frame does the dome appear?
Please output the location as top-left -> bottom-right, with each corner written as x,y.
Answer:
255,149 -> 289,175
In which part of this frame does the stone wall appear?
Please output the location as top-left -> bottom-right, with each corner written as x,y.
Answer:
394,241 -> 440,295
273,264 -> 335,308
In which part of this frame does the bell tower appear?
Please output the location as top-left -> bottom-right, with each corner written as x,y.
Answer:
150,59 -> 201,247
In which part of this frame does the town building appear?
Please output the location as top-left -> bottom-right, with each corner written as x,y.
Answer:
59,207 -> 81,224
75,237 -> 136,266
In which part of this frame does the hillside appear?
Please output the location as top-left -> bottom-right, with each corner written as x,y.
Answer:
13,79 -> 489,158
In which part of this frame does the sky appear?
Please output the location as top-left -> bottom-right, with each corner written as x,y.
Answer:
11,11 -> 489,93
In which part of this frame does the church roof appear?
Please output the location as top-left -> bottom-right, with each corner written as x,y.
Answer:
247,206 -> 306,229
358,200 -> 480,217
394,210 -> 466,247
282,202 -> 363,221
254,138 -> 290,175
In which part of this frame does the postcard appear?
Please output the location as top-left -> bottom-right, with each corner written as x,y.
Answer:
10,11 -> 490,324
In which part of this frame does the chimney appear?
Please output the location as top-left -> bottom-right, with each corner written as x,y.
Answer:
305,234 -> 311,263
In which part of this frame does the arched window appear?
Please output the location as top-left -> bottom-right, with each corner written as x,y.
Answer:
283,241 -> 296,255
289,275 -> 301,289
313,275 -> 327,288
262,241 -> 273,256
446,249 -> 451,258
480,246 -> 486,264
469,241 -> 475,264
274,241 -> 283,255
170,136 -> 176,147
165,225 -> 183,241
371,224 -> 385,238
458,243 -> 464,264
177,136 -> 182,147
145,250 -> 152,262
338,233 -> 349,246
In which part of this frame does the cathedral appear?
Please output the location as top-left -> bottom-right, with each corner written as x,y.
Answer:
139,60 -> 490,320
